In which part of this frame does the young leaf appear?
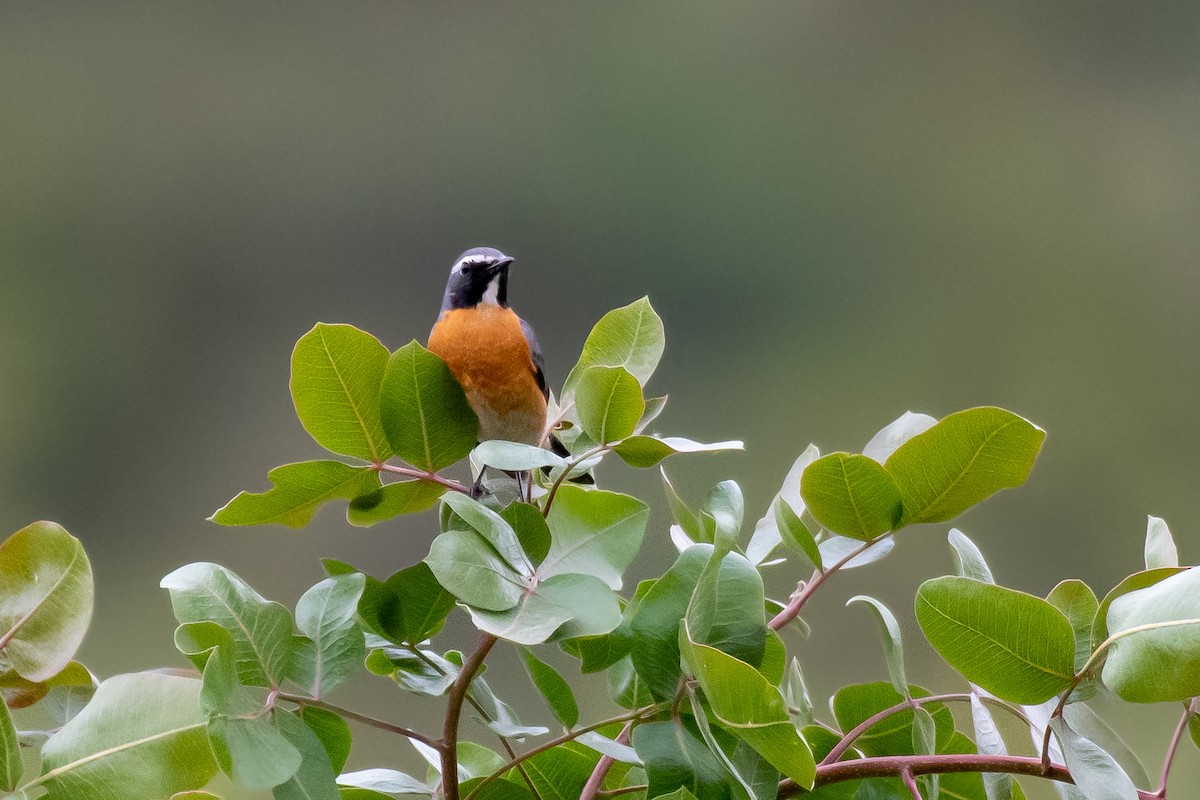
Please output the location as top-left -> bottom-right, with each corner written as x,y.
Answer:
612,436 -> 743,469
346,480 -> 445,527
1046,579 -> 1098,674
969,694 -> 1015,800
1047,717 -> 1139,800
518,647 -> 579,728
846,595 -> 908,698
662,468 -> 703,543
1102,566 -> 1200,702
291,574 -> 367,698
819,533 -> 895,571
885,407 -> 1045,526
746,445 -> 820,567
0,521 -> 94,683
862,411 -> 938,463
473,441 -> 566,472
774,498 -> 822,570
575,365 -> 645,444
915,577 -> 1075,704
290,323 -> 393,462
272,709 -> 341,800
947,528 -> 995,584
540,486 -> 649,590
1144,515 -> 1178,570
211,460 -> 380,528
800,453 -> 902,541
679,621 -> 815,788
784,659 -> 814,729
337,768 -> 431,795
380,341 -> 478,472
562,297 -> 665,393
0,690 -> 20,790
632,721 -> 734,800
160,562 -> 294,688
38,673 -> 218,800
467,573 -> 621,645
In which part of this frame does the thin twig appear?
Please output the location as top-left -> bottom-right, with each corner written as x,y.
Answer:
900,768 -> 921,799
769,536 -> 888,631
442,633 -> 499,800
579,720 -> 635,800
275,691 -> 439,748
541,445 -> 606,518
1154,699 -> 1195,797
377,462 -> 471,494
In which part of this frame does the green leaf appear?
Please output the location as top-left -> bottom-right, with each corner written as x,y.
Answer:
968,694 -> 1014,800
425,529 -> 527,612
1062,703 -> 1149,789
575,366 -> 645,444
1102,566 -> 1200,702
699,480 -> 744,547
160,562 -> 294,688
774,498 -> 822,570
831,683 -> 954,758
380,341 -> 478,471
915,576 -> 1075,704
467,574 -> 620,645
1144,515 -> 1178,570
784,659 -> 814,729
1048,717 -> 1138,800
291,323 -> 393,462
504,503 -> 552,567
612,436 -> 743,469
686,550 -> 766,668
629,545 -> 712,699
862,412 -> 938,463
0,689 -> 20,790
38,673 -> 218,800
632,721 -> 733,800
441,493 -> 532,576
800,453 -> 902,540
662,468 -> 703,543
563,297 -> 665,393
541,486 -> 649,590
1091,567 -> 1185,650
884,407 -> 1045,526
947,528 -> 995,584
846,596 -> 908,697
291,574 -> 366,698
299,706 -> 352,774
746,444 -> 821,567
272,709 -> 340,800
0,521 -> 94,682
522,743 -> 599,800
365,647 -> 457,697
680,621 -> 815,788
758,630 -> 786,686
212,461 -> 380,528
686,693 -> 760,800
337,768 -> 430,794
200,643 -> 260,717
1046,579 -> 1098,674
208,714 -> 301,790
346,481 -> 445,527
519,647 -> 579,728
341,561 -> 455,646
473,441 -> 566,472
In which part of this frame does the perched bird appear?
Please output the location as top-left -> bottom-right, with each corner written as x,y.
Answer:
428,246 -> 549,448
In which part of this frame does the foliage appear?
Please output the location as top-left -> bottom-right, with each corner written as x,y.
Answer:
2,297 -> 1197,799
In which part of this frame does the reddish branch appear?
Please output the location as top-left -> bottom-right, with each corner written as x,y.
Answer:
441,632 -> 498,800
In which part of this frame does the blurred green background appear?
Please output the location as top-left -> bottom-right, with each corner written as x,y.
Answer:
3,2 -> 1198,794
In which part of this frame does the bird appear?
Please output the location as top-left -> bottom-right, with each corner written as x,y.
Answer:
428,246 -> 550,452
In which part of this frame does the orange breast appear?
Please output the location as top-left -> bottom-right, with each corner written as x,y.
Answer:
428,306 -> 547,444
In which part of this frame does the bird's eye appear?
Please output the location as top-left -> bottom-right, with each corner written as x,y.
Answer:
459,264 -> 470,275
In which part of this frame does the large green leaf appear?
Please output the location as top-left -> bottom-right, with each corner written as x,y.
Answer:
0,690 -> 19,791
36,673 -> 218,800
632,721 -> 733,800
346,480 -> 445,527
425,529 -> 527,612
541,486 -> 649,590
800,453 -> 902,540
473,441 -> 566,472
562,297 -> 665,393
273,709 -> 341,800
380,341 -> 478,471
298,706 -> 352,775
0,522 -> 93,682
161,562 -> 294,688
629,546 -> 712,700
575,366 -> 645,444
680,621 -> 815,788
519,647 -> 579,728
884,407 -> 1045,526
208,713 -> 301,790
212,461 -> 381,528
1091,567 -> 1185,650
1102,566 -> 1200,702
685,549 -> 766,669
348,561 -> 455,645
291,574 -> 366,699
291,323 -> 392,462
1046,579 -> 1098,674
915,576 -> 1075,704
522,743 -> 599,800
831,683 -> 954,757
441,493 -> 532,576
466,573 -> 620,645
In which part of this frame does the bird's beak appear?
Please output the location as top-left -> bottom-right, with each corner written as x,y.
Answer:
490,257 -> 515,273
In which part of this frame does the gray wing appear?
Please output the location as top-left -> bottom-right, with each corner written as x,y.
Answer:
520,317 -> 549,400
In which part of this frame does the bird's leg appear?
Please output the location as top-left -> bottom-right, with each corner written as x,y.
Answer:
470,469 -> 486,499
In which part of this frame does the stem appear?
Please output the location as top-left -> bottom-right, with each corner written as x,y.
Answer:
769,536 -> 888,631
900,768 -> 921,799
541,445 -> 606,518
776,754 -> 1157,799
579,720 -> 634,800
463,707 -> 662,800
377,462 -> 471,494
597,787 -> 647,798
1154,700 -> 1194,797
442,633 -> 498,800
821,693 -> 1031,766
275,691 -> 439,749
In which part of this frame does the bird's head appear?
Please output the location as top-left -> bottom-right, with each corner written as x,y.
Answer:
441,246 -> 515,311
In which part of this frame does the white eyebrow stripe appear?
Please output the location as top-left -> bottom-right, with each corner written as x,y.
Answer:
451,256 -> 492,272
